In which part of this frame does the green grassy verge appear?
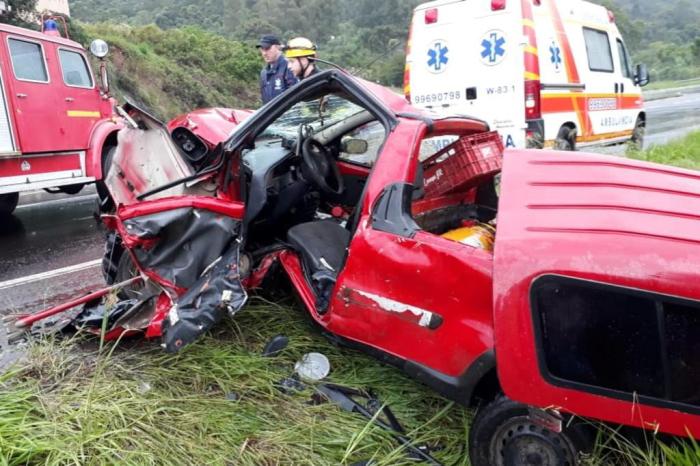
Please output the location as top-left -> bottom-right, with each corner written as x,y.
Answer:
628,130 -> 700,169
643,77 -> 700,91
0,299 -> 471,465
3,297 -> 699,465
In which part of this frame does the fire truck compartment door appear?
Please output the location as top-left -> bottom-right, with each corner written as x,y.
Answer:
0,69 -> 15,154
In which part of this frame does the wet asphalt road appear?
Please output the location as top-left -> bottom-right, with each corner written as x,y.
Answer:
0,188 -> 105,315
1,90 -> 699,317
644,91 -> 700,147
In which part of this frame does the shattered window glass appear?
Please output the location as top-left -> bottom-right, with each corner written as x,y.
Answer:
259,94 -> 365,140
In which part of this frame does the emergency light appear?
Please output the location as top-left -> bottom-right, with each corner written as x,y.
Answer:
491,0 -> 506,10
424,8 -> 438,24
43,19 -> 61,37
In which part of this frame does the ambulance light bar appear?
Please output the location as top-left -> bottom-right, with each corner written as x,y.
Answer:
425,8 -> 438,24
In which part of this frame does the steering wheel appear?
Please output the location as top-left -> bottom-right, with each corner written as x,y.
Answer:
301,137 -> 344,195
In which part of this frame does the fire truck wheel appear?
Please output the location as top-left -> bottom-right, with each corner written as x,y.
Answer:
469,396 -> 592,466
58,184 -> 84,195
630,117 -> 645,150
0,192 -> 19,216
554,126 -> 576,151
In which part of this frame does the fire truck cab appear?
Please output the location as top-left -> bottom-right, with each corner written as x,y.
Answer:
0,21 -> 120,215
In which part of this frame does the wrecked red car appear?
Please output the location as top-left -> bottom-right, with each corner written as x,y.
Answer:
9,70 -> 700,465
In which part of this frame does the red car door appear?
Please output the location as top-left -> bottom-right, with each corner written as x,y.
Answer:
325,121 -> 495,380
493,148 -> 700,439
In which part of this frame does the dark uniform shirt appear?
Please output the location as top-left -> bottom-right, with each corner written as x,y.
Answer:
260,56 -> 298,104
299,66 -> 320,81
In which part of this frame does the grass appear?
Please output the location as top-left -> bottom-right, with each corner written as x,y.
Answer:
643,76 -> 700,91
4,297 -> 699,465
0,298 -> 473,465
627,129 -> 700,169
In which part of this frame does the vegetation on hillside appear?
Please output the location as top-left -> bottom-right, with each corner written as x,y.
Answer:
601,0 -> 700,81
72,0 -> 419,86
80,23 -> 261,119
71,0 -> 700,84
1,0 -> 39,28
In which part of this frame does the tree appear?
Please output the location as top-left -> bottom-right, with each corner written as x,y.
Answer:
1,0 -> 39,29
692,38 -> 700,66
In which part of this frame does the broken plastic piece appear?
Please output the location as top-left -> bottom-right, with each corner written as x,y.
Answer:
275,375 -> 307,395
294,352 -> 330,381
314,383 -> 444,465
262,334 -> 289,357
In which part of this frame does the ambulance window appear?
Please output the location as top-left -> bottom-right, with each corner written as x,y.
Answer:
582,28 -> 614,73
8,38 -> 48,82
58,49 -> 93,88
616,40 -> 632,79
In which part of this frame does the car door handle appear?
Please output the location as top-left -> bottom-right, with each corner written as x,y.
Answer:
65,97 -> 74,102
16,93 -> 27,98
614,83 -> 619,93
620,83 -> 624,93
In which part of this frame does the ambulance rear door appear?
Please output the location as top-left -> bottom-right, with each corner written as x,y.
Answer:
408,0 -> 526,148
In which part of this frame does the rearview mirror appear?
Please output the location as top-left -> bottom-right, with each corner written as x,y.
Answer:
634,63 -> 649,87
99,62 -> 109,95
341,138 -> 368,154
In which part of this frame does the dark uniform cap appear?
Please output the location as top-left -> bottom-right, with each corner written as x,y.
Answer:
256,35 -> 281,49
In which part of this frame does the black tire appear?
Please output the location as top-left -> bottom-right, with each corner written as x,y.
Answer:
102,231 -> 124,285
0,192 -> 19,216
96,145 -> 116,213
102,232 -> 143,299
469,396 -> 592,466
630,117 -> 645,151
58,183 -> 84,195
554,126 -> 576,151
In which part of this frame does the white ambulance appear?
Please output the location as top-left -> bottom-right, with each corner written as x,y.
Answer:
404,0 -> 650,150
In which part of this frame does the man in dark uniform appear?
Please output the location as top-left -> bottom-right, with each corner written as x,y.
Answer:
284,37 -> 319,80
257,35 -> 298,104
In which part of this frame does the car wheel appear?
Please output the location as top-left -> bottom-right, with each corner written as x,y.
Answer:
630,117 -> 645,151
554,126 -> 576,151
103,232 -> 143,299
0,192 -> 19,216
469,396 -> 592,466
102,231 -> 123,285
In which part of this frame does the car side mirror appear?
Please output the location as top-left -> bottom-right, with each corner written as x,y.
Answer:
634,63 -> 649,87
341,138 -> 368,154
98,62 -> 110,95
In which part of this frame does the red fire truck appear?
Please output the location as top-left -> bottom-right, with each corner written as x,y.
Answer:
0,19 -> 121,215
